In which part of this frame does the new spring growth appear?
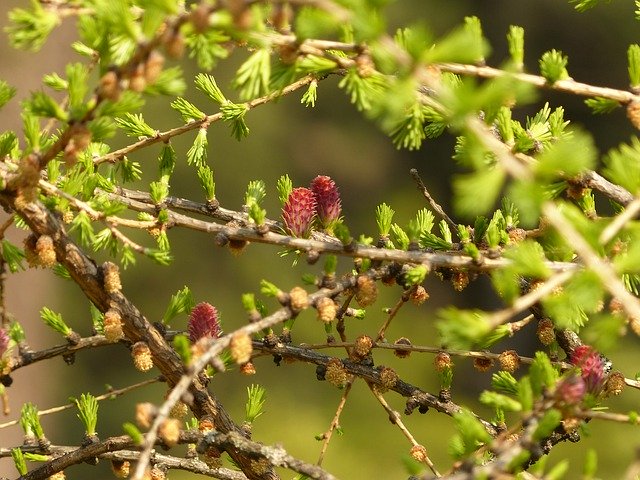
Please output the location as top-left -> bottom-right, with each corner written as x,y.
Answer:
102,262 -> 122,294
245,180 -> 267,228
241,293 -> 262,323
40,307 -> 80,345
20,402 -> 45,440
74,393 -> 98,437
245,384 -> 267,424
12,448 -> 27,476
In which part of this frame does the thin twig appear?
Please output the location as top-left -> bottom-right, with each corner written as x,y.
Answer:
94,75 -> 316,165
298,340 -> 572,370
599,195 -> 640,245
369,384 -> 441,476
103,186 -> 581,273
0,377 -> 160,430
410,169 -> 457,230
439,62 -> 639,104
575,409 -> 640,424
132,268 -> 394,479
375,293 -> 409,342
487,270 -> 575,328
254,341 -> 498,436
316,378 -> 354,466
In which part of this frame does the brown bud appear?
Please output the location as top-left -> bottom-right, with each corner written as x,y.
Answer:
132,341 -> 154,372
355,276 -> 378,307
536,318 -> 556,346
198,417 -> 215,433
99,70 -> 120,101
36,235 -> 57,268
379,366 -> 398,391
507,227 -> 527,243
498,350 -> 520,372
249,458 -> 271,476
629,317 -> 640,336
452,271 -> 469,291
24,234 -> 40,267
410,285 -> 429,305
628,100 -> 640,130
63,124 -> 92,166
102,261 -> 122,294
240,361 -> 256,375
228,238 -> 248,255
169,400 -> 189,419
202,448 -> 222,467
149,466 -> 166,480
409,444 -> 428,463
316,297 -> 337,323
111,459 -> 130,478
135,402 -> 157,429
129,64 -> 146,93
158,418 -> 181,447
356,54 -> 376,78
277,43 -> 298,64
103,309 -> 124,343
434,352 -> 452,372
230,331 -> 253,364
473,356 -> 494,372
562,417 -> 581,433
69,123 -> 92,150
604,371 -> 625,397
190,3 -> 211,32
609,297 -> 624,315
393,337 -> 412,358
353,335 -> 373,358
144,51 -> 165,84
62,210 -> 74,224
163,31 -> 185,58
289,286 -> 309,312
325,358 -> 348,388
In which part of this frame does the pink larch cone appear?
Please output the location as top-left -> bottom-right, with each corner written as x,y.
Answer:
282,187 -> 317,237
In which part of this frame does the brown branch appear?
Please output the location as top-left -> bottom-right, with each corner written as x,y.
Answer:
198,430 -> 338,480
94,75 -> 316,165
20,436 -> 135,480
316,378 -> 354,466
439,62 -> 639,104
253,341 -> 499,437
0,195 -> 277,480
104,187 -> 580,273
7,335 -> 115,373
100,450 -> 248,480
0,378 -> 160,431
410,168 -> 456,230
368,384 -> 441,477
132,266 -> 395,478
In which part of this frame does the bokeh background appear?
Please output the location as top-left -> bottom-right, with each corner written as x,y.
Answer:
1,1 -> 640,478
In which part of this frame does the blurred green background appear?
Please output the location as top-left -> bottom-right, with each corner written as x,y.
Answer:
1,1 -> 640,478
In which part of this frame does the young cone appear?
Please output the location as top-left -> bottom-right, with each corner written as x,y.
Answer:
188,303 -> 221,342
282,187 -> 316,237
310,175 -> 342,232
